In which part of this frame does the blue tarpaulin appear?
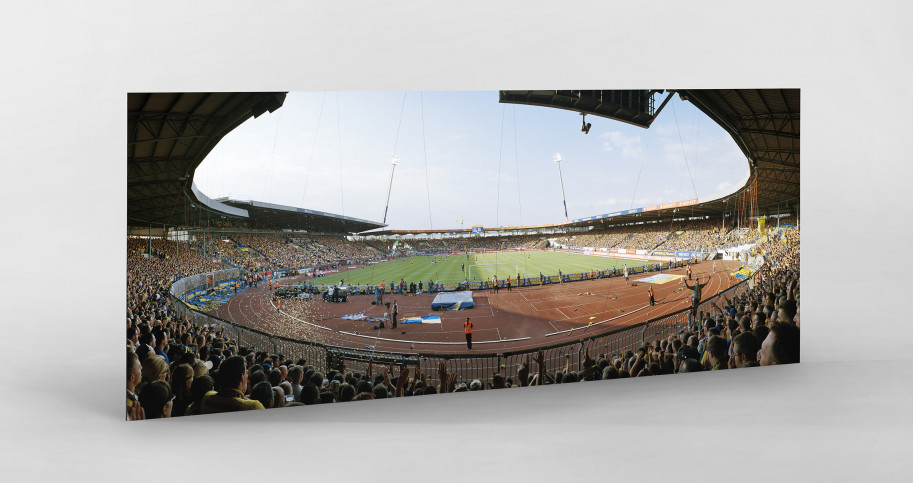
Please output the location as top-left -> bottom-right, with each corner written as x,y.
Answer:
340,312 -> 387,323
400,315 -> 442,324
430,291 -> 475,310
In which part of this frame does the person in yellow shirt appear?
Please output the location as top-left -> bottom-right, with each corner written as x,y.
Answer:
200,355 -> 265,414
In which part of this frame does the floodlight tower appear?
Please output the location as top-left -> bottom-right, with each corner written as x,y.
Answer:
382,156 -> 399,224
554,153 -> 569,222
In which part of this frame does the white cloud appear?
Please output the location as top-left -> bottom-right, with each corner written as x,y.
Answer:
601,131 -> 644,159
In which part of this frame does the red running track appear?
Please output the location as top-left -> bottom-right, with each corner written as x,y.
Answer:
211,260 -> 741,355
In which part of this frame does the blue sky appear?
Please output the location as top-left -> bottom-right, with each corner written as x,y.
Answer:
194,91 -> 748,231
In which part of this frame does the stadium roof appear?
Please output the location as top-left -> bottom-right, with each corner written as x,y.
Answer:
128,92 -> 387,233
128,90 -> 797,235
128,92 -> 287,227
214,198 -> 385,233
499,89 -> 799,230
678,89 -> 799,210
498,90 -> 671,129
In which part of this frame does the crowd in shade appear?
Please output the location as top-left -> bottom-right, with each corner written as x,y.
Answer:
403,235 -> 542,253
128,220 -> 798,420
128,238 -> 223,300
660,219 -> 736,251
619,225 -> 674,251
555,225 -> 640,250
310,234 -> 384,263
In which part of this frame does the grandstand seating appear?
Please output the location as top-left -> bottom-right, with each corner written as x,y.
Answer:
127,220 -> 799,420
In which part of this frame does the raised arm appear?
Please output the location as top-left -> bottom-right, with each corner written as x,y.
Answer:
534,350 -> 546,387
579,349 -> 597,381
629,353 -> 646,376
517,354 -> 530,387
408,366 -> 420,394
787,278 -> 798,302
395,366 -> 410,398
438,362 -> 449,393
709,298 -> 725,316
383,367 -> 394,393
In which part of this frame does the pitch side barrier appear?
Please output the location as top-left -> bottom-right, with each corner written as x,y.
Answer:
169,268 -> 243,298
168,262 -> 762,390
386,264 -> 762,388
307,260 -> 682,294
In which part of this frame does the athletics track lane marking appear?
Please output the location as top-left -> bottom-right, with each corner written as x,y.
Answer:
337,328 -> 529,346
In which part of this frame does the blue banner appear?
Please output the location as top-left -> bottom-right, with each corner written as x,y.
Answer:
573,207 -> 643,223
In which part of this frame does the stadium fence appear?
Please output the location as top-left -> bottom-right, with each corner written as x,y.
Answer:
168,263 -> 762,389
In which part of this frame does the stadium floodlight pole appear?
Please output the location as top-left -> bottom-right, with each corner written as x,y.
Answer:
554,153 -> 569,222
382,156 -> 400,224
723,198 -> 728,230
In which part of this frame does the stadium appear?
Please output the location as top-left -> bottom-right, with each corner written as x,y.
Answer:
127,89 -> 799,418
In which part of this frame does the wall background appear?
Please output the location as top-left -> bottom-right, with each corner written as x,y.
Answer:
0,1 -> 910,480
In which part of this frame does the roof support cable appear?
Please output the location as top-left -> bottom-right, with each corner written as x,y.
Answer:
671,100 -> 700,201
299,92 -> 327,230
261,108 -> 283,202
513,105 -> 528,279
495,105 -> 506,272
381,92 -> 408,224
337,92 -> 346,236
418,92 -> 440,283
629,116 -> 653,210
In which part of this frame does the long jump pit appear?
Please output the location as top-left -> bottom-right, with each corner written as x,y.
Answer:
211,260 -> 741,356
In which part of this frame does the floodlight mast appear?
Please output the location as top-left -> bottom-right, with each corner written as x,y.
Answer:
382,156 -> 399,224
554,153 -> 569,222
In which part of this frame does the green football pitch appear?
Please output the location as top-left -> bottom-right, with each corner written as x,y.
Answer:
309,251 -> 650,285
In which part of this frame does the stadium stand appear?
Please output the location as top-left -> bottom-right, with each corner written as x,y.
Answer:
127,222 -> 798,419
127,89 -> 799,419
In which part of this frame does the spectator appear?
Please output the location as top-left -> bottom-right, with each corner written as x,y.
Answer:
250,381 -> 274,409
185,376 -> 214,417
200,355 -> 265,413
730,332 -> 761,368
170,363 -> 194,418
136,355 -> 168,396
127,350 -> 143,420
287,366 -> 304,402
301,384 -> 320,405
338,384 -> 356,402
138,380 -> 173,419
707,335 -> 729,370
758,323 -> 800,366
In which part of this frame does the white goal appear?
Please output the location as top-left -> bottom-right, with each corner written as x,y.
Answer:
467,263 -> 519,281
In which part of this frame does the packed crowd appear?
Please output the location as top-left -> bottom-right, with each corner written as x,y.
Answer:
405,239 -> 448,252
128,238 -> 223,285
459,235 -> 542,251
622,225 -> 672,251
659,219 -> 731,251
555,226 -> 631,249
553,215 -> 797,253
716,227 -> 759,248
127,223 -> 799,420
129,269 -> 799,421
